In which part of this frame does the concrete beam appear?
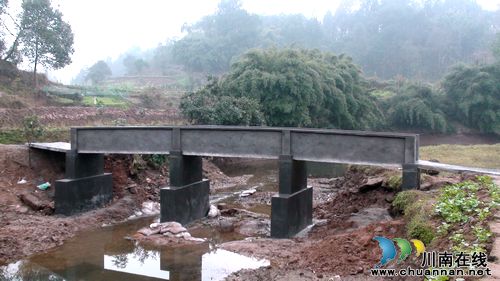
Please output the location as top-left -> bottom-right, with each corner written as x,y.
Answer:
71,126 -> 419,167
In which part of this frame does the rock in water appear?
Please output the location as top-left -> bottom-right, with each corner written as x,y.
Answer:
138,227 -> 160,236
208,204 -> 221,218
240,188 -> 257,197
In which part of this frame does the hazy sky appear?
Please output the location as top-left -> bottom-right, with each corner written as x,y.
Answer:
9,0 -> 500,83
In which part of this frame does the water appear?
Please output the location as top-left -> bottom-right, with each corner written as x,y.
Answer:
0,161 -> 279,281
0,216 -> 269,281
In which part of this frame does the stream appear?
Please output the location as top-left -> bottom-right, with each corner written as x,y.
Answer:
0,160 -> 282,281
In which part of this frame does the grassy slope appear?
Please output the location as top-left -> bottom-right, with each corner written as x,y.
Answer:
420,144 -> 500,169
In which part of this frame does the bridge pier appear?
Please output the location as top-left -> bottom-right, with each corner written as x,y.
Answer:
271,155 -> 313,238
402,163 -> 420,190
160,151 -> 210,225
55,151 -> 112,215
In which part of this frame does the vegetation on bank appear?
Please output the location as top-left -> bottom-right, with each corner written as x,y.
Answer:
420,144 -> 500,169
393,176 -> 500,279
180,47 -> 499,134
181,48 -> 383,129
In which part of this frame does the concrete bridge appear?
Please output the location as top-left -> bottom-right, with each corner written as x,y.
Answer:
36,126 -> 423,238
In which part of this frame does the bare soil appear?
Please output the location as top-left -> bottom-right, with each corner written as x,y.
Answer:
0,144 -> 493,280
0,144 -> 247,266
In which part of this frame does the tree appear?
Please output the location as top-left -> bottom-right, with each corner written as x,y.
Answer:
442,63 -> 500,134
19,0 -> 74,87
123,54 -> 148,75
384,83 -> 448,133
493,33 -> 500,61
172,0 -> 261,73
85,60 -> 111,85
180,77 -> 264,125
22,115 -> 43,168
181,48 -> 383,129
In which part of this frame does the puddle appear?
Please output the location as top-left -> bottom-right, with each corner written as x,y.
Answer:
0,215 -> 269,281
0,161 -> 279,281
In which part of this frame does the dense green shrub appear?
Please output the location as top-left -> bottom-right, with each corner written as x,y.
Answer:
181,48 -> 383,129
384,83 -> 448,133
442,63 -> 500,134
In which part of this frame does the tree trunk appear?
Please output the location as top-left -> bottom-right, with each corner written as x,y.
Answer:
33,40 -> 39,88
3,34 -> 20,62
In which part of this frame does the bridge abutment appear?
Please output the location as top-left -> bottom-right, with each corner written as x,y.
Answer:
55,151 -> 112,215
160,151 -> 210,225
271,155 -> 313,238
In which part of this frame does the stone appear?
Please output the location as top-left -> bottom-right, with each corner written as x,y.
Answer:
159,221 -> 182,231
208,204 -> 221,218
141,201 -> 160,215
420,182 -> 433,191
358,177 -> 384,192
159,223 -> 187,235
17,206 -> 29,213
219,219 -> 235,233
138,227 -> 160,236
217,203 -> 228,210
150,223 -> 160,229
384,194 -> 395,203
240,188 -> 257,197
19,193 -> 48,211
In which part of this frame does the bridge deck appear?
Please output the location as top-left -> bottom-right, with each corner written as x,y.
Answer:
28,141 -> 499,176
30,142 -> 71,153
417,160 -> 500,176
70,126 -> 419,167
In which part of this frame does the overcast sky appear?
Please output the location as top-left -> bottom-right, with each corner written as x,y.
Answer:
10,0 -> 500,83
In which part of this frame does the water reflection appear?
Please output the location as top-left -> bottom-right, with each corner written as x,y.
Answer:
0,217 -> 268,281
0,160 -> 281,281
104,252 -> 168,280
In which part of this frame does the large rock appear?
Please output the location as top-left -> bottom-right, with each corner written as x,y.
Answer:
19,192 -> 51,212
356,177 -> 384,192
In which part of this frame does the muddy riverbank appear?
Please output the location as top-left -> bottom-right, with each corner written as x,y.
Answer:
0,143 -> 492,280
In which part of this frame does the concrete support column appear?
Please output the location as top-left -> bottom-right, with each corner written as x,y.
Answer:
402,163 -> 420,190
278,155 -> 307,194
55,150 -> 112,215
169,151 -> 202,187
271,154 -> 312,238
160,151 -> 209,225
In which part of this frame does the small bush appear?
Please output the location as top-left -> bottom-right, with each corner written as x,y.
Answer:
386,175 -> 402,190
392,190 -> 422,213
407,216 -> 435,245
144,154 -> 167,169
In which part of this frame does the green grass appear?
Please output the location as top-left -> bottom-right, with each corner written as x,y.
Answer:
82,96 -> 128,108
0,128 -> 69,144
420,144 -> 500,169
